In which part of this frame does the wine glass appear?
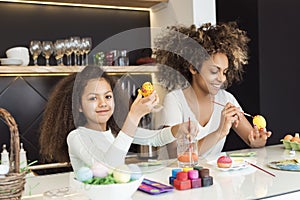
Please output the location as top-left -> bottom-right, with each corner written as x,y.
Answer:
79,40 -> 85,66
70,36 -> 81,66
54,40 -> 65,66
64,39 -> 72,66
82,37 -> 92,66
29,40 -> 42,66
42,41 -> 54,66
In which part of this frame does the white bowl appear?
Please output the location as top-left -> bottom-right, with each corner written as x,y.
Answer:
6,47 -> 29,55
6,47 -> 29,66
70,176 -> 143,200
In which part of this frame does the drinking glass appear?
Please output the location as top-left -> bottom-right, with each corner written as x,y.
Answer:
42,41 -> 54,66
64,39 -> 72,66
138,115 -> 158,159
29,40 -> 42,66
177,123 -> 198,167
93,51 -> 105,66
82,37 -> 92,65
54,40 -> 65,66
70,36 -> 81,66
118,50 -> 129,66
79,40 -> 85,66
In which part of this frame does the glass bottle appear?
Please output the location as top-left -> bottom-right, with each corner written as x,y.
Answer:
118,50 -> 129,66
1,144 -> 9,167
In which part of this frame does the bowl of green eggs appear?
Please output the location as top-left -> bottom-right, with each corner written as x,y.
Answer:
70,163 -> 143,200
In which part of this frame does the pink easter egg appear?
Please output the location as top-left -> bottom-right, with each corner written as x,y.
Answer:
91,162 -> 109,178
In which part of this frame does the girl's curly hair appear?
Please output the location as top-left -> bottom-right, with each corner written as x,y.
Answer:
39,73 -> 76,163
154,21 -> 250,91
39,66 -> 127,163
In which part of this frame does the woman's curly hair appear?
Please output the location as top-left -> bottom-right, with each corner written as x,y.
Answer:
154,21 -> 250,91
39,66 -> 126,163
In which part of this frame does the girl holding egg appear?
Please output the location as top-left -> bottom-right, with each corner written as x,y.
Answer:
39,66 -> 194,172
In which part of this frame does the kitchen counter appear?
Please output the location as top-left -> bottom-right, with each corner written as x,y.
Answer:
21,144 -> 300,199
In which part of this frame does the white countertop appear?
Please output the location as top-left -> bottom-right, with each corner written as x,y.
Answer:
21,144 -> 300,199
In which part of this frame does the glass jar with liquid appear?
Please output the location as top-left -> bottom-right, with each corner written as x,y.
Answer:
177,134 -> 198,168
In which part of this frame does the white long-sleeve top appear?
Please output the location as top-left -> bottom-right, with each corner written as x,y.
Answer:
160,89 -> 241,159
67,126 -> 175,172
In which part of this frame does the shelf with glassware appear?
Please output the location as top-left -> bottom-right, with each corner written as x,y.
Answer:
0,65 -> 159,76
17,0 -> 169,9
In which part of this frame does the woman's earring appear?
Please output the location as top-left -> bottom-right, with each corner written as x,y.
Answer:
189,65 -> 198,74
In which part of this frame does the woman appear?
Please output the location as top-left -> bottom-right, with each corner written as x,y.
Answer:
155,22 -> 272,159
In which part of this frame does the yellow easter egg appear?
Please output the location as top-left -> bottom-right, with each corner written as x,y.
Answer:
253,115 -> 267,129
113,165 -> 131,183
139,82 -> 154,97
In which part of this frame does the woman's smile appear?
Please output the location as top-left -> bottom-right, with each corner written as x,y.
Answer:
211,83 -> 222,90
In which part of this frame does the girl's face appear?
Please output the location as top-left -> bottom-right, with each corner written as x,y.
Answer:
79,78 -> 114,131
192,53 -> 229,95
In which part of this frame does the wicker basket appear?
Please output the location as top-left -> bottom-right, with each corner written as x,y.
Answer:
0,108 -> 26,200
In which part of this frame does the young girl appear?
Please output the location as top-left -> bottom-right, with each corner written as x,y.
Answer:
39,66 -> 194,171
155,22 -> 272,159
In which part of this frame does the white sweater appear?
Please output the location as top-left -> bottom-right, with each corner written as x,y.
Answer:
160,89 -> 241,159
67,126 -> 175,171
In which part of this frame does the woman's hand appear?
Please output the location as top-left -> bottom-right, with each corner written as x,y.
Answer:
249,126 -> 272,147
217,103 -> 242,137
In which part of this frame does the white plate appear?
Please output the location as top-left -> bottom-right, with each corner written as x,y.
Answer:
0,58 -> 23,66
207,158 -> 249,172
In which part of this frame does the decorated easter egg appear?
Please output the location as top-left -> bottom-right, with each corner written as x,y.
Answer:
91,162 -> 109,178
138,82 -> 154,97
128,164 -> 142,180
113,165 -> 131,183
253,115 -> 267,129
75,166 -> 93,182
217,156 -> 232,168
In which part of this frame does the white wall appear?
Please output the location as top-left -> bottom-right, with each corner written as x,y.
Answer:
150,0 -> 216,45
193,0 -> 216,26
150,0 -> 194,28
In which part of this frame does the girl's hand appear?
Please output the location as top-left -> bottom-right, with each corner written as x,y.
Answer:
217,103 -> 242,137
122,91 -> 160,137
129,90 -> 159,120
249,126 -> 272,147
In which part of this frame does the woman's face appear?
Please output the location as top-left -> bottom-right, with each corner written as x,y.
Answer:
79,78 -> 114,131
193,53 -> 229,95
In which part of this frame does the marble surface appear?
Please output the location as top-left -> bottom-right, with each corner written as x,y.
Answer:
21,144 -> 300,199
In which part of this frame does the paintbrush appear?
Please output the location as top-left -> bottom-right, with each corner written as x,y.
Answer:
245,161 -> 276,177
212,101 -> 253,118
188,117 -> 193,164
